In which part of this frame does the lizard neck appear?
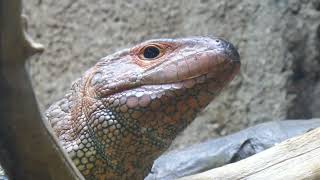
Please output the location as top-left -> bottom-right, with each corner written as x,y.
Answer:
70,77 -> 216,179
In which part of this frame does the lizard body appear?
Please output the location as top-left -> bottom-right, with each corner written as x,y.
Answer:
45,37 -> 240,180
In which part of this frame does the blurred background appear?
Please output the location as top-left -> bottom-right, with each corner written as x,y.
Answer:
23,0 -> 320,150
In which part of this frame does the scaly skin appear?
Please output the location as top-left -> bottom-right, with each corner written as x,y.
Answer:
45,37 -> 240,180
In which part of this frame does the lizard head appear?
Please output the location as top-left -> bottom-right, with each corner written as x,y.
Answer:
51,37 -> 240,179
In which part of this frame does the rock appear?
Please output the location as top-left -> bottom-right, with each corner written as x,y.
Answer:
145,119 -> 320,180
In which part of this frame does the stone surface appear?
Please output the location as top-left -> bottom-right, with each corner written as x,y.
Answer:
23,0 -> 320,150
146,119 -> 320,180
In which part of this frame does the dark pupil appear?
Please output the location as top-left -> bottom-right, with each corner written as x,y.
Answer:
143,46 -> 160,59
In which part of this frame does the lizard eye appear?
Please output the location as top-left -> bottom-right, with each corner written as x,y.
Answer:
141,45 -> 162,60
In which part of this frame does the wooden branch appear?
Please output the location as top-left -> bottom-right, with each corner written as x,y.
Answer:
179,127 -> 320,180
0,1 -> 84,180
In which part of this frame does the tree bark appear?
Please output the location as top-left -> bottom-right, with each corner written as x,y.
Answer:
0,1 -> 84,179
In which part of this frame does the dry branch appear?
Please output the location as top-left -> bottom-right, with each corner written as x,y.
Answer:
0,1 -> 84,179
179,127 -> 320,180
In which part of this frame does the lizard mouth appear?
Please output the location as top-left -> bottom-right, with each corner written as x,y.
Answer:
85,37 -> 241,102
140,58 -> 239,93
139,50 -> 240,86
120,57 -> 240,112
86,51 -> 240,101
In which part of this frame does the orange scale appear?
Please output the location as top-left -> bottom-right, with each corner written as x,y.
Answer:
187,97 -> 198,109
126,96 -> 139,108
138,94 -> 151,107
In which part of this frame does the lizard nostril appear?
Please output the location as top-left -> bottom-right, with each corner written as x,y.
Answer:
210,38 -> 240,62
212,38 -> 223,48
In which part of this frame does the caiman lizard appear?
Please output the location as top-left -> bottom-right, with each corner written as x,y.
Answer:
45,37 -> 240,180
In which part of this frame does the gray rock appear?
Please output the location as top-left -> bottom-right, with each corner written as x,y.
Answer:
145,119 -> 320,180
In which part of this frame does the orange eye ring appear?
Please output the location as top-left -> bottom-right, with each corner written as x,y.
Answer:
138,44 -> 164,60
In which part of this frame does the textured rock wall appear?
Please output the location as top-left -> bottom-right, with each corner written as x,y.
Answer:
24,0 -> 320,149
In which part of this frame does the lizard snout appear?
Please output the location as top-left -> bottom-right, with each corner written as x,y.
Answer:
210,38 -> 240,63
